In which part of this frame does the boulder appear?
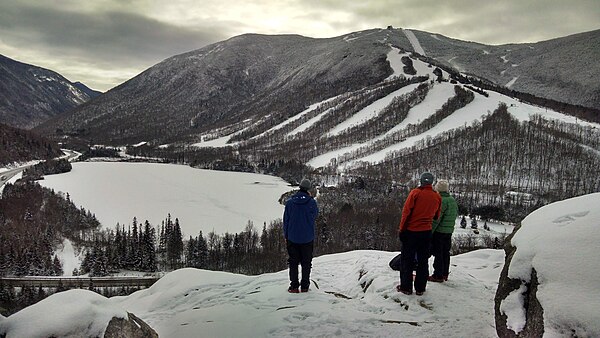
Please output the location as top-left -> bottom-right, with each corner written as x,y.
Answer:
104,312 -> 158,338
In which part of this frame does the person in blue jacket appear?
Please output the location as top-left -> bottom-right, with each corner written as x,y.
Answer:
283,179 -> 319,293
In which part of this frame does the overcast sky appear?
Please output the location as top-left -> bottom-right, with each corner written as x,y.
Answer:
1,0 -> 598,91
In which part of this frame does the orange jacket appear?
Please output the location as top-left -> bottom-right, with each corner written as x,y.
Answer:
399,185 -> 442,232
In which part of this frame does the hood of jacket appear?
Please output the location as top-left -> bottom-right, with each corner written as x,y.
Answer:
290,191 -> 312,204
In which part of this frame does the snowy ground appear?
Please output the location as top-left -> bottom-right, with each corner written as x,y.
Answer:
38,162 -> 292,236
4,193 -> 598,337
1,249 -> 504,337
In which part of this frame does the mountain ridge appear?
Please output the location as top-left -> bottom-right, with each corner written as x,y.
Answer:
35,27 -> 599,146
0,54 -> 96,129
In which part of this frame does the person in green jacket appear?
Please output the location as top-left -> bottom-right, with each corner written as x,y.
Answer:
429,179 -> 458,282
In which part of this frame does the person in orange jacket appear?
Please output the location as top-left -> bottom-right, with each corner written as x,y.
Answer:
397,172 -> 441,296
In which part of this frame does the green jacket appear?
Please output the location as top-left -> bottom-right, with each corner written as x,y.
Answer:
432,192 -> 458,234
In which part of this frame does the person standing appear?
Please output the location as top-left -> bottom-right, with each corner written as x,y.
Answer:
397,172 -> 441,296
429,180 -> 458,282
283,179 -> 319,293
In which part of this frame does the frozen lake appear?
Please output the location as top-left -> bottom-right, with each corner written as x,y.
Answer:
39,162 -> 292,236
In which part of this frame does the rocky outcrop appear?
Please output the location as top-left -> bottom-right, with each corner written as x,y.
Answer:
494,223 -> 544,337
104,312 -> 158,338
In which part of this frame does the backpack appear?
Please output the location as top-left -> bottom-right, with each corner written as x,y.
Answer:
389,253 -> 402,271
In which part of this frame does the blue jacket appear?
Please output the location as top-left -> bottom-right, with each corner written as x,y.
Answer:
283,191 -> 318,244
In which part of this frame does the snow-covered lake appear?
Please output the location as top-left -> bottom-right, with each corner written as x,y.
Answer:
39,162 -> 292,236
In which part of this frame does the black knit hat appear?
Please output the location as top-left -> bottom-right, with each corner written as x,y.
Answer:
299,179 -> 311,191
420,172 -> 434,185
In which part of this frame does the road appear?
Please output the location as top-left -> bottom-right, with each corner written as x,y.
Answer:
0,276 -> 159,288
0,149 -> 80,189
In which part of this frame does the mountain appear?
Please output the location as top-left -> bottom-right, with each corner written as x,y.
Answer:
73,81 -> 102,99
0,122 -> 63,166
409,29 -> 600,109
0,54 -> 95,129
36,28 -> 599,145
34,28 -> 600,208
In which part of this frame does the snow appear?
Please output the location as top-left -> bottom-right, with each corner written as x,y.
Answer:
0,289 -> 128,338
54,239 -> 82,276
500,284 -> 527,334
384,47 -> 405,80
0,248 -> 508,337
251,95 -> 341,140
505,76 -> 519,88
508,192 -> 600,337
307,83 -> 456,168
403,29 -> 426,56
15,208 -> 600,338
342,83 -> 600,167
327,83 -> 420,136
191,133 -> 238,148
287,106 -> 335,137
38,162 -> 291,236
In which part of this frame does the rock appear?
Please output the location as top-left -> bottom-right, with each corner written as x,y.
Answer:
494,223 -> 544,337
104,312 -> 158,338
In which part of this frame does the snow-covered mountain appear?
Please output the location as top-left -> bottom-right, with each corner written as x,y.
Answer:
36,28 -> 599,146
3,193 -> 598,337
0,54 -> 98,129
408,29 -> 600,109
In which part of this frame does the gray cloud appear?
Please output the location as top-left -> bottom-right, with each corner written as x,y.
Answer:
0,2 -> 233,90
0,0 -> 598,91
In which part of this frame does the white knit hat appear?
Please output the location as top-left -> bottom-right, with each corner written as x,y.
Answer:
435,180 -> 449,192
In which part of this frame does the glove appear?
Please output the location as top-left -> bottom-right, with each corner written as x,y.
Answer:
399,231 -> 407,242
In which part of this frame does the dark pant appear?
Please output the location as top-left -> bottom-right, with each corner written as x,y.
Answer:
287,240 -> 313,289
400,230 -> 431,292
431,232 -> 452,278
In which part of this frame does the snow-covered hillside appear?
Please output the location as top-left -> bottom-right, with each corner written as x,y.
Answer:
301,50 -> 599,169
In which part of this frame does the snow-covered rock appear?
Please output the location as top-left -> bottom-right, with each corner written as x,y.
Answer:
0,289 -> 157,338
495,192 -> 600,337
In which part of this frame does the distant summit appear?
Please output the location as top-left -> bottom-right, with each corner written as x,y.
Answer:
73,82 -> 102,99
0,54 -> 95,129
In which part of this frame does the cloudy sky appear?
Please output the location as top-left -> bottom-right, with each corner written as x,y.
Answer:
1,0 -> 598,91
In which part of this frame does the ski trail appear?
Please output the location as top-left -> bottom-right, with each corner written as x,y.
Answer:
505,76 -> 519,88
403,29 -> 426,56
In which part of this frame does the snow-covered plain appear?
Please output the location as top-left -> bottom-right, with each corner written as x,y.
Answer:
38,162 -> 292,236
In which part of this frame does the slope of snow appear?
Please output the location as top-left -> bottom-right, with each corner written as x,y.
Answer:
327,83 -> 420,136
54,239 -> 82,276
507,192 -> 600,337
403,29 -> 426,56
287,107 -> 335,137
109,249 -> 504,337
384,47 -> 405,80
345,84 -> 600,166
38,162 -> 291,236
307,83 -> 456,168
0,249 -> 505,337
0,289 -> 127,338
8,194 -> 598,337
252,95 -> 341,140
